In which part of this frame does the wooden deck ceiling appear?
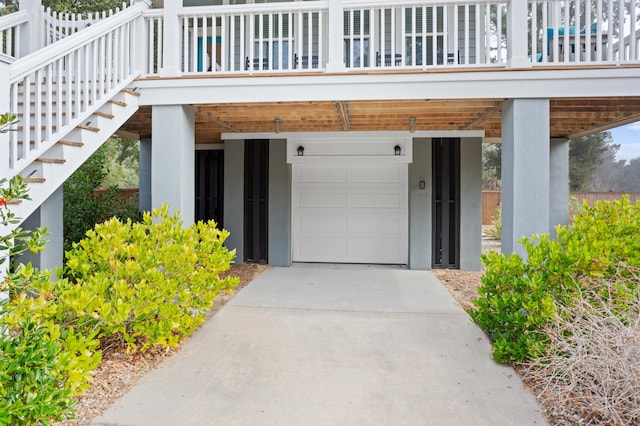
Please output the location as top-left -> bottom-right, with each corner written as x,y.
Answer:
120,97 -> 640,143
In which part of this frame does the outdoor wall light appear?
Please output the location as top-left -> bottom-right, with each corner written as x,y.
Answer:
297,146 -> 304,156
408,116 -> 416,133
274,118 -> 282,133
394,145 -> 401,156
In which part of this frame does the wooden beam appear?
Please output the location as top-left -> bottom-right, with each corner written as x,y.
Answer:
461,101 -> 502,130
334,101 -> 352,131
567,113 -> 640,140
115,129 -> 141,140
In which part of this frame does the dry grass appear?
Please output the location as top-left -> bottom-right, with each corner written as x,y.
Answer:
524,276 -> 640,426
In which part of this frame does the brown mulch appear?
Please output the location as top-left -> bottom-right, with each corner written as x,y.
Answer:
55,262 -> 267,426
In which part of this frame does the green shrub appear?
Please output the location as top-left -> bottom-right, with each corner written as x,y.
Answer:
0,267 -> 101,425
63,145 -> 141,253
484,203 -> 502,239
470,196 -> 640,363
61,205 -> 238,351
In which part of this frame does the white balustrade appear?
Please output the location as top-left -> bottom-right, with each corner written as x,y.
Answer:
4,3 -> 145,177
343,0 -> 510,69
0,10 -> 28,59
43,3 -> 131,46
529,0 -> 639,65
176,2 -> 328,74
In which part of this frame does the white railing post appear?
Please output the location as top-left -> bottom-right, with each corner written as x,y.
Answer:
133,0 -> 151,74
160,0 -> 182,77
326,0 -> 345,72
18,0 -> 44,56
507,0 -> 531,67
0,54 -> 11,174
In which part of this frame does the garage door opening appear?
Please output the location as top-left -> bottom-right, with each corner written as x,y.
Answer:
292,163 -> 408,264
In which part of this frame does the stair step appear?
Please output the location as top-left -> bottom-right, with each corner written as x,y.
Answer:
36,157 -> 66,164
25,177 -> 46,183
107,99 -> 127,107
94,111 -> 115,119
7,199 -> 22,205
121,88 -> 141,97
76,123 -> 100,132
58,139 -> 84,147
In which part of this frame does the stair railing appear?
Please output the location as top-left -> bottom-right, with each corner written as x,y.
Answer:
0,10 -> 29,59
2,1 -> 148,180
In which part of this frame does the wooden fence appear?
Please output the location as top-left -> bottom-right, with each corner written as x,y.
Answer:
482,191 -> 640,225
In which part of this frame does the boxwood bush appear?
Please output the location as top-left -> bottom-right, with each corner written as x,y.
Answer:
470,196 -> 640,363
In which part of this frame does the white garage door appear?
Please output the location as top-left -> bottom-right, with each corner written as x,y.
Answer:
292,163 -> 408,264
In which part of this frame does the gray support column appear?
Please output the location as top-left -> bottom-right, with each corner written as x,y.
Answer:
151,105 -> 195,224
501,99 -> 550,258
18,186 -> 63,278
459,137 -> 482,270
139,138 -> 152,213
549,138 -> 569,236
268,139 -> 292,267
408,138 -> 432,270
223,141 -> 244,263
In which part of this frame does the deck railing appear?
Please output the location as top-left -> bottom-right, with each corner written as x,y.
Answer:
4,2 -> 147,176
143,0 -> 638,77
529,0 -> 639,65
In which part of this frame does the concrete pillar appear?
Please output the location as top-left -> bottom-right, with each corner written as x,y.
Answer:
223,141 -> 244,263
408,138 -> 432,270
549,138 -> 569,236
501,99 -> 550,258
268,139 -> 291,267
139,138 -> 152,213
151,105 -> 194,224
459,137 -> 482,271
18,186 -> 63,278
159,0 -> 182,77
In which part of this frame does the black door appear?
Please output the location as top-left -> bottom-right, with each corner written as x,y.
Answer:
244,140 -> 269,263
432,138 -> 460,268
195,150 -> 224,226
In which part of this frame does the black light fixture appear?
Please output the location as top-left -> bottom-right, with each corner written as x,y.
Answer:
394,145 -> 401,156
297,146 -> 304,156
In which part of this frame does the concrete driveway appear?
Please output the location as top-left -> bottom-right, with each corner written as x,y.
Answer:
93,264 -> 548,426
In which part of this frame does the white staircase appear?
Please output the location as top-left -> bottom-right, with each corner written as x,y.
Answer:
0,2 -> 148,234
8,88 -> 140,223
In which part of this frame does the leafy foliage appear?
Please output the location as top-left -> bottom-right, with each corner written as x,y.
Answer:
470,196 -> 640,363
0,266 -> 101,425
61,206 -> 238,352
63,143 -> 140,253
483,203 -> 502,239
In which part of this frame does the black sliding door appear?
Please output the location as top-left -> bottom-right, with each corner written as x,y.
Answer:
244,140 -> 269,263
432,138 -> 460,269
195,150 -> 224,226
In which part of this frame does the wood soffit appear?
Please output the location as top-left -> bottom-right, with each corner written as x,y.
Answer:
121,97 -> 640,143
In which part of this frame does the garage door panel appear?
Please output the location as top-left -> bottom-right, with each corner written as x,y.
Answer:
298,192 -> 348,209
297,166 -> 348,183
352,216 -> 404,234
351,192 -> 404,209
298,216 -> 348,234
351,167 -> 404,184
